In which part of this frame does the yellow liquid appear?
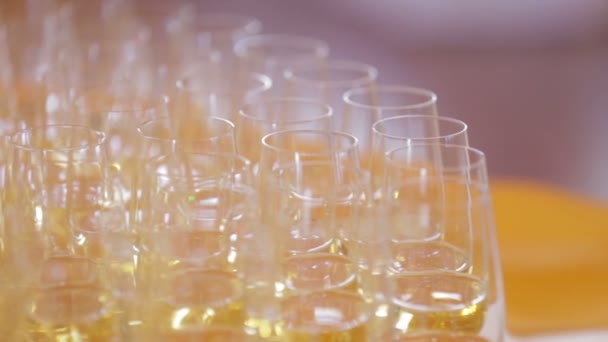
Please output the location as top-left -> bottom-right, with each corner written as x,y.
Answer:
0,285 -> 22,340
243,316 -> 285,341
154,326 -> 248,341
139,229 -> 230,277
70,227 -> 140,337
39,255 -> 99,287
20,285 -> 118,341
395,333 -> 491,341
389,241 -> 470,274
4,192 -> 125,285
283,290 -> 369,341
150,269 -> 245,333
391,272 -> 486,334
0,255 -> 101,339
283,253 -> 357,293
275,160 -> 359,255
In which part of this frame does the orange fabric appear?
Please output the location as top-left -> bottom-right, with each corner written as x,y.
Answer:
492,178 -> 608,335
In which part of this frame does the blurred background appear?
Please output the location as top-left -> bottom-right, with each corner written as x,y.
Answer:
169,0 -> 608,201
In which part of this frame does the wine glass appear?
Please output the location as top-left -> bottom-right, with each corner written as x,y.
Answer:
342,85 -> 438,160
137,115 -> 236,158
258,129 -> 387,340
344,85 -> 438,117
174,67 -> 272,122
235,97 -> 333,171
4,124 -> 123,340
234,34 -> 329,94
162,7 -> 261,66
382,143 -> 506,341
371,114 -> 469,196
284,59 -> 378,130
135,115 -> 237,226
71,86 -> 167,213
135,152 -> 257,340
195,12 -> 262,62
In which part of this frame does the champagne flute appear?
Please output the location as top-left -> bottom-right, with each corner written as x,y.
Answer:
71,86 -> 167,214
382,143 -> 506,341
371,114 -> 469,197
68,87 -> 167,338
258,129 -> 386,340
195,12 -> 262,62
163,7 -> 261,66
342,85 -> 438,161
234,34 -> 330,94
1,5 -> 87,174
372,115 -> 468,149
175,67 -> 272,122
143,4 -> 226,94
135,115 -> 237,226
136,152 -> 257,340
236,97 -> 333,172
344,85 -> 438,117
5,125 -> 109,280
137,115 -> 236,159
5,124 -> 122,340
375,127 -> 469,267
284,59 -> 378,129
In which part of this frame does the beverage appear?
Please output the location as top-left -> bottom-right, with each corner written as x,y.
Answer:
389,241 -> 470,274
243,315 -> 285,341
282,290 -> 369,341
72,213 -> 140,337
279,184 -> 334,255
20,285 -> 118,341
40,255 -> 99,286
149,269 -> 245,333
5,237 -> 99,287
394,333 -> 491,341
391,272 -> 486,334
0,284 -> 22,340
139,229 -> 230,277
283,253 -> 357,293
108,158 -> 140,208
155,326 -> 248,341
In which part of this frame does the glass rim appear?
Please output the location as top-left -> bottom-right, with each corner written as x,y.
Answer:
185,151 -> 252,170
238,97 -> 333,124
372,114 -> 468,143
175,70 -> 272,94
137,116 -> 235,142
343,85 -> 438,111
261,129 -> 359,156
234,33 -> 330,60
284,60 -> 378,89
11,124 -> 106,152
153,151 -> 253,176
385,143 -> 487,174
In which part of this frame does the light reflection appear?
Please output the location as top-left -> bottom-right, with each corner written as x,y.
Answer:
395,311 -> 413,331
227,249 -> 237,264
171,308 -> 190,329
432,290 -> 463,302
314,307 -> 343,325
375,303 -> 389,318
